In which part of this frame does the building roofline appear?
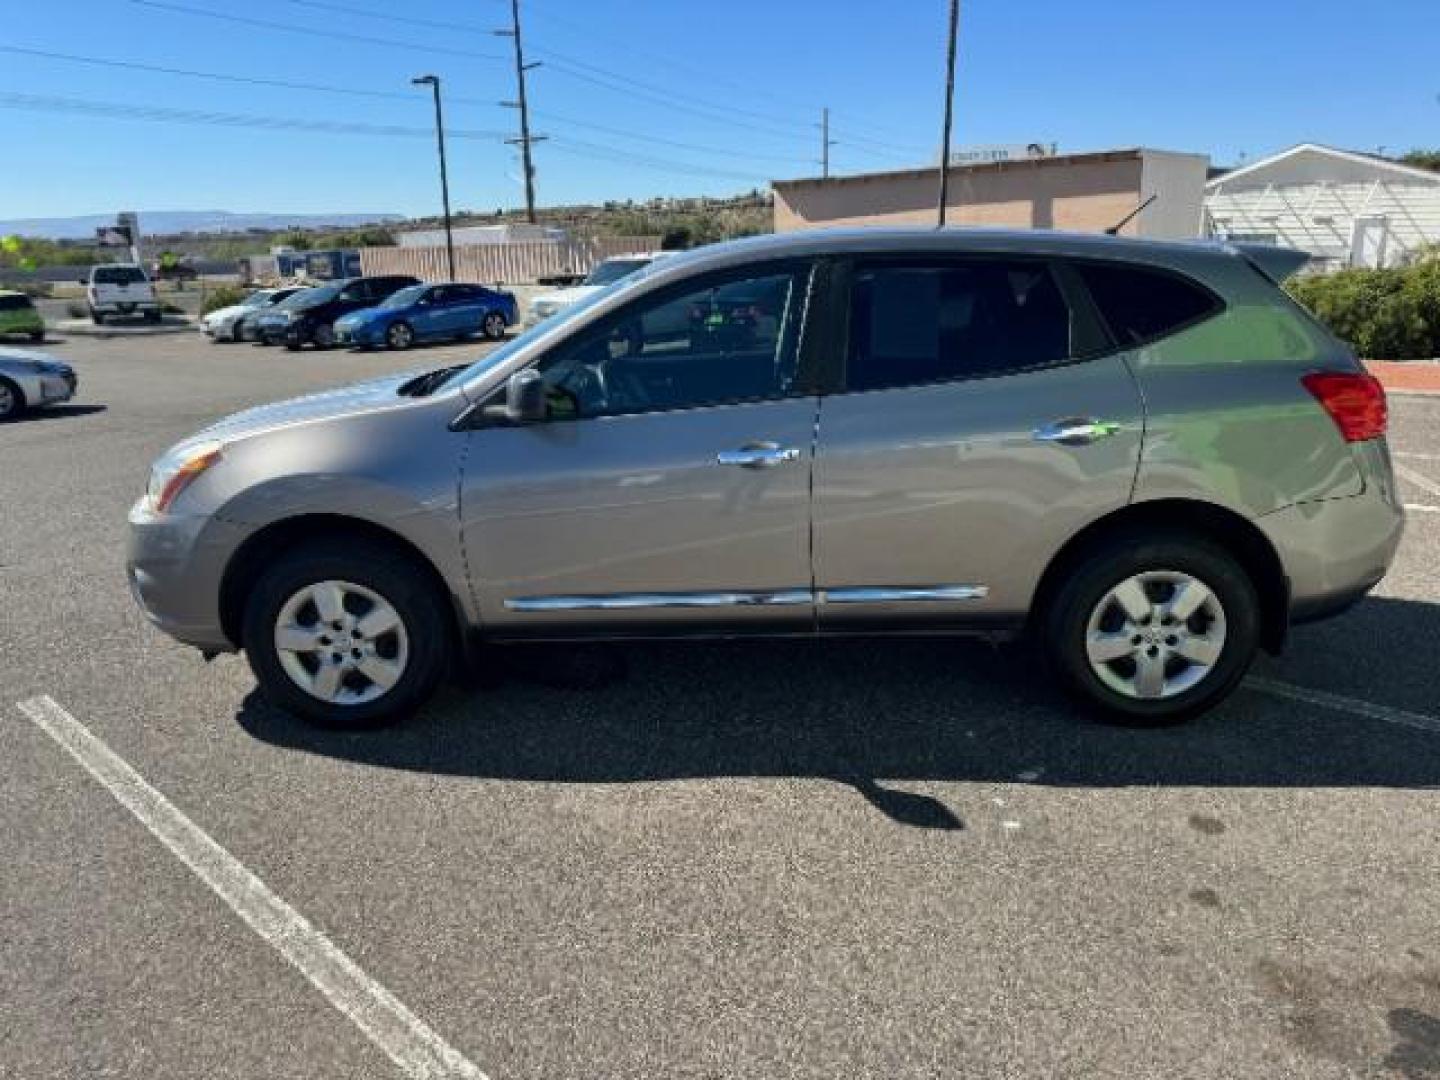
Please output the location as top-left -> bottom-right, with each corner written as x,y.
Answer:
773,147 -> 1205,190
1206,142 -> 1440,189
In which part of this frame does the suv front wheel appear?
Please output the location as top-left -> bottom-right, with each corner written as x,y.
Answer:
241,540 -> 452,727
1041,531 -> 1259,724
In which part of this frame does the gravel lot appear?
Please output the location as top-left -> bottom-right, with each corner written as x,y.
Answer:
3,331 -> 1439,1079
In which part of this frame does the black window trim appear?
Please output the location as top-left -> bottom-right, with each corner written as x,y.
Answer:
473,256 -> 824,427
831,252 -> 1098,397
1063,255 -> 1227,357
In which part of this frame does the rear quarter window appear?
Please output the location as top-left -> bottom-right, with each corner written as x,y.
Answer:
0,294 -> 35,311
1073,262 -> 1221,347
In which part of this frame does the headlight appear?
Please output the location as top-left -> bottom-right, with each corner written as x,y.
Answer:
146,441 -> 223,513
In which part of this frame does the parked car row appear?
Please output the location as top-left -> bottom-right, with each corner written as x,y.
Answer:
205,275 -> 519,351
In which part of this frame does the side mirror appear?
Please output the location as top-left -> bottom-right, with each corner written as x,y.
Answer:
485,369 -> 547,424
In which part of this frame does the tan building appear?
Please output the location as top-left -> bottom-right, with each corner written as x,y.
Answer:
773,148 -> 1209,240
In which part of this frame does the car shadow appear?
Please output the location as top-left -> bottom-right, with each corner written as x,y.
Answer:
11,404 -> 107,423
237,595 -> 1440,830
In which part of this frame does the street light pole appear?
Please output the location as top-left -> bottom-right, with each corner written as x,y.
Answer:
412,74 -> 456,280
936,0 -> 961,227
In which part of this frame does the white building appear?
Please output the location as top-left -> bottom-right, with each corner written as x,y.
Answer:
397,222 -> 566,248
1205,144 -> 1440,271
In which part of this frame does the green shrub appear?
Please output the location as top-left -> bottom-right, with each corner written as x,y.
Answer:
1288,262 -> 1440,359
200,285 -> 250,316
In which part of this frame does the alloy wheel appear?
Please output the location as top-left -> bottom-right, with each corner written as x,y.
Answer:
0,382 -> 15,419
483,313 -> 506,339
1084,570 -> 1227,700
273,580 -> 410,705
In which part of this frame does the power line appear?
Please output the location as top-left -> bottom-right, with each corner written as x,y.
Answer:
533,109 -> 808,165
120,0 -> 506,60
0,45 -> 813,170
0,90 -> 505,139
521,0 -> 923,148
0,91 -> 768,184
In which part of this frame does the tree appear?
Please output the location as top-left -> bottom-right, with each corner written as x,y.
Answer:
1399,149 -> 1440,172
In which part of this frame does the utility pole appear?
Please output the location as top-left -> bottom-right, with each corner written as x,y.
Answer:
496,0 -> 543,223
936,0 -> 960,227
820,107 -> 835,179
412,74 -> 455,281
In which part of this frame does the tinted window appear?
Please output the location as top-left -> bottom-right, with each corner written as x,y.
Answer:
0,294 -> 33,311
1074,262 -> 1219,346
847,260 -> 1073,392
93,266 -> 146,285
531,267 -> 807,419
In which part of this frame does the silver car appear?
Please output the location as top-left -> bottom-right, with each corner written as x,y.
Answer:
127,229 -> 1403,727
0,347 -> 77,420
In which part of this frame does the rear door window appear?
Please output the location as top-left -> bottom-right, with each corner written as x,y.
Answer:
845,259 -> 1075,392
1072,262 -> 1221,346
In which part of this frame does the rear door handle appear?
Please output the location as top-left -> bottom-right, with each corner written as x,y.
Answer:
717,442 -> 802,468
1032,418 -> 1123,446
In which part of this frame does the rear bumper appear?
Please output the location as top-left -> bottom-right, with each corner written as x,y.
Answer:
1259,447 -> 1404,623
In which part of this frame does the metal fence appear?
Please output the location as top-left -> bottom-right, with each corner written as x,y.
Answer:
358,236 -> 660,284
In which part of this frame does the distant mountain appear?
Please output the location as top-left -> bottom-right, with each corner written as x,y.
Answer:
0,210 -> 405,240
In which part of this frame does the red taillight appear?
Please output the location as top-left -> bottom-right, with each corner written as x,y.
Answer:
1301,371 -> 1387,442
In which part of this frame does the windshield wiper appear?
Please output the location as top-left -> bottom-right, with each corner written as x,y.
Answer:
398,364 -> 468,398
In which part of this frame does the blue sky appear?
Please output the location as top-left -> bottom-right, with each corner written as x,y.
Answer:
1,0 -> 1437,220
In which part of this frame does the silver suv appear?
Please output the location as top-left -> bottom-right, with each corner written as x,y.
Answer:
127,229 -> 1403,727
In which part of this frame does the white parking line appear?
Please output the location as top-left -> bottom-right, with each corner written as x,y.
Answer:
1395,462 -> 1440,500
1405,504 -> 1440,514
1245,677 -> 1440,735
15,695 -> 489,1080
1395,451 -> 1440,463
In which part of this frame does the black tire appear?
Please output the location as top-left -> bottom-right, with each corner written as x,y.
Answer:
284,340 -> 301,352
145,310 -> 162,324
29,330 -> 45,343
482,311 -> 507,340
232,321 -> 246,343
385,321 -> 414,350
0,376 -> 24,421
1040,530 -> 1259,725
90,308 -> 105,326
241,539 -> 453,728
312,323 -> 335,350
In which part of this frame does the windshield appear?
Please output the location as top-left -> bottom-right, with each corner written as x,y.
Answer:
445,276 -> 646,394
585,258 -> 650,286
383,285 -> 429,309
93,266 -> 147,285
241,290 -> 274,308
283,285 -> 340,309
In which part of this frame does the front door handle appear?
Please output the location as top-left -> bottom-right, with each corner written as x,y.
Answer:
1032,418 -> 1123,446
717,442 -> 802,469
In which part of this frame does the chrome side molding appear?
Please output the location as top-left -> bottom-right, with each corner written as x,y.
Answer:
505,585 -> 988,612
820,585 -> 989,604
505,589 -> 813,612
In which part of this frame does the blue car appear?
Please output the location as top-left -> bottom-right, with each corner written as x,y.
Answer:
334,283 -> 518,350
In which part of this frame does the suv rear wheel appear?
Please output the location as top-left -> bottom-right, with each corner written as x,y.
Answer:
1041,531 -> 1259,724
241,540 -> 452,727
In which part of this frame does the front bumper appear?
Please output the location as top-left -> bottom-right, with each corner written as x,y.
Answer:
36,370 -> 76,405
335,322 -> 384,346
127,500 -> 248,652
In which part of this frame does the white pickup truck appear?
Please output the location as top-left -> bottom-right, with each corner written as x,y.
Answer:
87,264 -> 162,325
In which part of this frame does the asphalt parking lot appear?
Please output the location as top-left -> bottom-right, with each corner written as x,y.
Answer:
3,331 -> 1439,1079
